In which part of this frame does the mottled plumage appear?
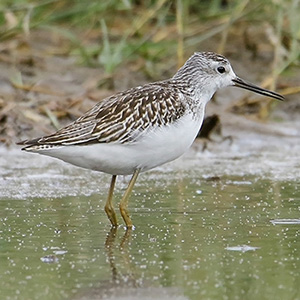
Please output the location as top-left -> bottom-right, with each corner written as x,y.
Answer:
25,82 -> 189,147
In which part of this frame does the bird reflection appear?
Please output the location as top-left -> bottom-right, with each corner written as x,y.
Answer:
72,228 -> 139,300
104,228 -> 137,287
73,228 -> 187,300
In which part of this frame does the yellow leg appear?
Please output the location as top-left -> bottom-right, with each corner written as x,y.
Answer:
105,175 -> 118,227
119,169 -> 140,229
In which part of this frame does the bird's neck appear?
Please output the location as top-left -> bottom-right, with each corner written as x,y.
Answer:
172,70 -> 216,97
167,75 -> 216,106
158,79 -> 210,122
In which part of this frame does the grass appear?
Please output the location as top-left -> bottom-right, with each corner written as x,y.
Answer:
0,0 -> 299,82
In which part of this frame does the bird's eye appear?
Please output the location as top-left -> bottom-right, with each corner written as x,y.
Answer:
217,66 -> 226,74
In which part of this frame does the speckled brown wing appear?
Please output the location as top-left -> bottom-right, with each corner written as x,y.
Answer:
21,82 -> 186,147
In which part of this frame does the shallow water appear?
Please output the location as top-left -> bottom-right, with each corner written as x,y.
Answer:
0,135 -> 299,300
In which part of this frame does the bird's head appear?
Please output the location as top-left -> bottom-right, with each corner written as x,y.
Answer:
174,52 -> 284,101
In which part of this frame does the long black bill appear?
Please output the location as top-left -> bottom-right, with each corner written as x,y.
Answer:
232,77 -> 284,101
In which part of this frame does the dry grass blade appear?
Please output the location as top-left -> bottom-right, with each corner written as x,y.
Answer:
42,106 -> 61,130
11,81 -> 66,97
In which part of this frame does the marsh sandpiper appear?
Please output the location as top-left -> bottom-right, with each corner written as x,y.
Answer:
19,52 -> 284,228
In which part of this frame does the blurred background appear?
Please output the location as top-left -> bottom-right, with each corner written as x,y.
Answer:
1,3 -> 299,300
0,0 -> 299,145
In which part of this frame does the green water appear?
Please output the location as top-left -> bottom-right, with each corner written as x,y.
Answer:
0,174 -> 299,300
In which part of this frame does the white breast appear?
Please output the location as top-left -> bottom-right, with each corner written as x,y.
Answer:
33,111 -> 205,175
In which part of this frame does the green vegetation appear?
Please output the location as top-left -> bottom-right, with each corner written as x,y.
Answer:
0,0 -> 299,78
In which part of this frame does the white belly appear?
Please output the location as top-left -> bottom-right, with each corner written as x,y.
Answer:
33,113 -> 203,175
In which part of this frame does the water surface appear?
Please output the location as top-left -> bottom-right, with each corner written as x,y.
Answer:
0,136 -> 299,300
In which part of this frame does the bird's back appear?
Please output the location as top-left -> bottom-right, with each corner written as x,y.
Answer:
20,81 -> 191,151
